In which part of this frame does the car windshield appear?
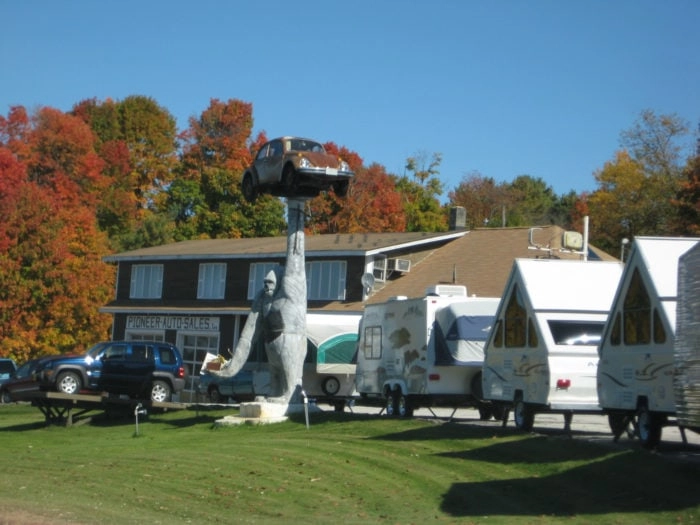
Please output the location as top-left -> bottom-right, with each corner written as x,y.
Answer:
287,139 -> 324,153
86,342 -> 109,359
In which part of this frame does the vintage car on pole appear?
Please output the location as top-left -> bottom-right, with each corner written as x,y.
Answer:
241,136 -> 354,202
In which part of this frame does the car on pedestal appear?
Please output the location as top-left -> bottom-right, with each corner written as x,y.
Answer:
241,136 -> 354,202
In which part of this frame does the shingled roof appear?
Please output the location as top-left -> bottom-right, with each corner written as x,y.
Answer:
362,225 -> 617,306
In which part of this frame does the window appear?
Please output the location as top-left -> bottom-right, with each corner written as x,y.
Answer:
548,321 -> 605,346
492,319 -> 503,348
248,262 -> 280,299
198,263 -> 227,299
504,285 -> 527,347
130,264 -> 163,299
653,308 -> 666,344
623,268 -> 651,345
609,312 -> 621,345
363,326 -> 382,360
306,260 -> 347,300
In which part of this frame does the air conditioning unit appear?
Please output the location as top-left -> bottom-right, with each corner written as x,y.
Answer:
387,258 -> 411,272
562,231 -> 583,250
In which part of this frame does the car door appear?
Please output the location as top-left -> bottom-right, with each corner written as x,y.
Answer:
120,343 -> 156,397
255,140 -> 284,184
99,343 -> 129,394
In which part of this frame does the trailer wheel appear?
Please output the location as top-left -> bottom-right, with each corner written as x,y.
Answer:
322,376 -> 341,396
397,394 -> 413,418
513,398 -> 534,431
385,391 -> 396,417
477,402 -> 494,421
636,405 -> 662,449
608,412 -> 633,442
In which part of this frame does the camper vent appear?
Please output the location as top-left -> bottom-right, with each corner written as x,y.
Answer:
425,285 -> 467,297
387,258 -> 411,272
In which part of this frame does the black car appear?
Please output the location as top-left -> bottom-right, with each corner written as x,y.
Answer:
0,357 -> 47,403
35,341 -> 187,402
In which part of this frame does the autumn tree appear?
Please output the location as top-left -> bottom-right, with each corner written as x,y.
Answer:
674,155 -> 700,235
307,162 -> 406,234
175,98 -> 285,239
448,172 -> 510,228
586,110 -> 692,253
397,151 -> 447,231
0,107 -> 114,361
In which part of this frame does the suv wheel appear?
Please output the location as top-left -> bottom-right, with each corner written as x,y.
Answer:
56,371 -> 82,395
151,380 -> 172,403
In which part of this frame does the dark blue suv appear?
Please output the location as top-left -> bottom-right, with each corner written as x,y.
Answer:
35,341 -> 186,402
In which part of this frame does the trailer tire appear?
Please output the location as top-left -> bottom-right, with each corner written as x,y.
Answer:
397,394 -> 413,418
513,398 -> 534,431
322,376 -> 341,396
385,391 -> 396,417
608,412 -> 633,441
637,405 -> 662,449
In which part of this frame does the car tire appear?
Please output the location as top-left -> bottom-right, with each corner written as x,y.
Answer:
333,181 -> 349,197
242,173 -> 257,203
321,376 -> 341,396
1,390 -> 11,404
208,386 -> 225,404
150,380 -> 172,403
56,371 -> 82,395
282,165 -> 298,195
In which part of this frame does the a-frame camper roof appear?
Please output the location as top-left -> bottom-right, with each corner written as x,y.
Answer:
509,259 -> 623,313
620,237 -> 700,328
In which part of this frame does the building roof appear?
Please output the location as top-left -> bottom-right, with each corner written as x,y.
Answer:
363,226 -> 618,306
103,231 -> 465,261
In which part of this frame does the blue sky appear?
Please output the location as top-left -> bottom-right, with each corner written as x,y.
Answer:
1,0 -> 698,199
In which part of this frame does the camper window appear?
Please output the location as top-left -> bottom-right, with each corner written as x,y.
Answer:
363,326 -> 382,359
492,319 -> 503,348
528,319 -> 539,347
623,268 -> 652,345
653,308 -> 666,344
504,285 -> 527,347
609,312 -> 621,346
547,320 -> 604,346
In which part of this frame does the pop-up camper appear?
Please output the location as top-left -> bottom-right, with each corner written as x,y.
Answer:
355,285 -> 499,417
597,237 -> 700,448
482,259 -> 622,431
674,242 -> 700,434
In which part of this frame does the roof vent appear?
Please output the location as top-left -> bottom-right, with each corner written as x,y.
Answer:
425,285 -> 467,297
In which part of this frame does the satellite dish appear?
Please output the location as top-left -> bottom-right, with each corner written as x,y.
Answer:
361,273 -> 375,294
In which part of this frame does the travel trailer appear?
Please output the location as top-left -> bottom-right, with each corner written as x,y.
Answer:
597,237 -> 700,448
355,285 -> 500,417
482,259 -> 623,431
674,242 -> 700,434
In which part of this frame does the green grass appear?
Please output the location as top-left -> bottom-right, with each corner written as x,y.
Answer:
0,403 -> 699,524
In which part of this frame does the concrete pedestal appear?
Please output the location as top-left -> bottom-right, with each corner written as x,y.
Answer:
215,398 -> 321,426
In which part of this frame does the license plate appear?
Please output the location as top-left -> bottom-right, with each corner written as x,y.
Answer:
325,167 -> 338,176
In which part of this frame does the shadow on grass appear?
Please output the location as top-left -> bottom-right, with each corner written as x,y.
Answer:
440,449 -> 700,517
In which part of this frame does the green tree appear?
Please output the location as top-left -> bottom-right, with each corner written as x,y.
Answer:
397,151 -> 447,231
506,175 -> 558,227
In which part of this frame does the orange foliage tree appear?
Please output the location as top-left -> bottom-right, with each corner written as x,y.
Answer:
0,107 -> 114,362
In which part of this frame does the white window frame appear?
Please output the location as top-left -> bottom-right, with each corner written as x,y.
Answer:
197,262 -> 227,299
130,264 -> 163,299
306,260 -> 347,301
247,262 -> 280,299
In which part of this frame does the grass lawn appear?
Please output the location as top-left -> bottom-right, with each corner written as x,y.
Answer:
0,402 -> 698,524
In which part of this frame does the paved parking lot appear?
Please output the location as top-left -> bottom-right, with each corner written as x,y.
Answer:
339,403 -> 700,463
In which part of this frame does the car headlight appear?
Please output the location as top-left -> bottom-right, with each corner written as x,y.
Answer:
339,161 -> 350,172
298,157 -> 312,168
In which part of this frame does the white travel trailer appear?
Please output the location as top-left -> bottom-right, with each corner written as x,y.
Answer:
674,242 -> 700,434
482,259 -> 623,431
355,285 -> 500,417
597,237 -> 700,448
